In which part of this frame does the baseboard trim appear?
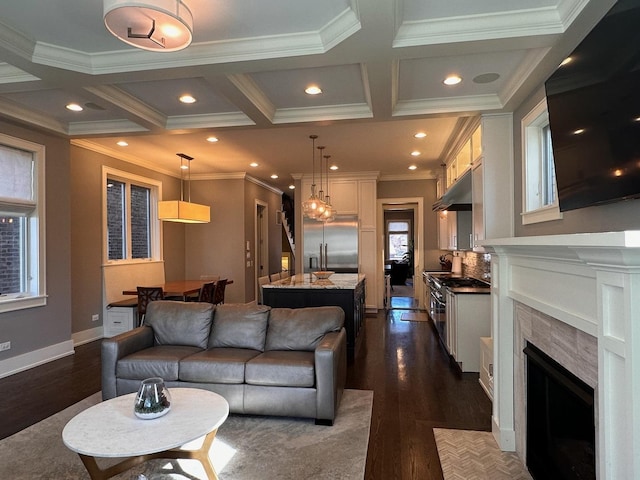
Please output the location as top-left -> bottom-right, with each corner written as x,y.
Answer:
72,326 -> 104,346
0,340 -> 75,379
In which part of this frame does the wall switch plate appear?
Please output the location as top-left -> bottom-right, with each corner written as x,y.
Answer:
92,314 -> 99,322
0,341 -> 11,352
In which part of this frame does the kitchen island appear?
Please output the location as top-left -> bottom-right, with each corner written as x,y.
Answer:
262,273 -> 365,358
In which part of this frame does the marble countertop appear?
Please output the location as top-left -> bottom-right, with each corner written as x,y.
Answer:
263,273 -> 365,290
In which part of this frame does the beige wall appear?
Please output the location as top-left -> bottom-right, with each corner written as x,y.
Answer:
70,146 -> 183,334
0,120 -> 72,360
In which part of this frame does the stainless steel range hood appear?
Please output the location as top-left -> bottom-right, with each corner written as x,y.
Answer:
432,170 -> 472,211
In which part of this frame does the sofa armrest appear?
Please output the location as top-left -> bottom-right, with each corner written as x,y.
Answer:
314,328 -> 347,423
101,326 -> 154,400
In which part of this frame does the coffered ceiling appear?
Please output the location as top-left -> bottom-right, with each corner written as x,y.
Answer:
0,0 -> 613,192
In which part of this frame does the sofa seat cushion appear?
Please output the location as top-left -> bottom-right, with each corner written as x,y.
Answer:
117,345 -> 201,381
145,301 -> 214,349
179,348 -> 261,384
245,351 -> 315,387
209,304 -> 271,351
265,306 -> 345,352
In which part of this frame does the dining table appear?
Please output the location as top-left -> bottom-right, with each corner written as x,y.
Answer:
122,279 -> 233,301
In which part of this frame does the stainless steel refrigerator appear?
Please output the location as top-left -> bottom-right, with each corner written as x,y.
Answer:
303,215 -> 358,273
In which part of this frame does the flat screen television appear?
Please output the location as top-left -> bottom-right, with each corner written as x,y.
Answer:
544,0 -> 640,212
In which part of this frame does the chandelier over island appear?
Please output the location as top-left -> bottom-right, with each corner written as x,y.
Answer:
302,135 -> 337,222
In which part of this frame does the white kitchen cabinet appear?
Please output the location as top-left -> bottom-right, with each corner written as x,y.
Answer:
471,114 -> 514,250
445,291 -> 491,372
479,336 -> 494,400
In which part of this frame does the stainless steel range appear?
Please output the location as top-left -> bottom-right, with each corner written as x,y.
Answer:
425,273 -> 490,348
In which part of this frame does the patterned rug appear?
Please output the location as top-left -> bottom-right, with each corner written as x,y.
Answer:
434,428 -> 532,480
0,389 -> 372,479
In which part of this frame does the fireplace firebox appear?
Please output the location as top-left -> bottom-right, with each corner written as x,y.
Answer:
524,342 -> 595,480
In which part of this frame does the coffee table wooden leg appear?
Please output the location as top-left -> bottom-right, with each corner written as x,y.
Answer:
162,428 -> 219,479
77,429 -> 219,480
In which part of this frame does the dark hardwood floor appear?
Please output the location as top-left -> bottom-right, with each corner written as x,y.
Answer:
0,302 -> 491,480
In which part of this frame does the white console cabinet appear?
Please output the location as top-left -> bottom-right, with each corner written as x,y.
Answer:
104,304 -> 137,337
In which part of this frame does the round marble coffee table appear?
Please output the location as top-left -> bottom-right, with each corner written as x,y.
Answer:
62,388 -> 229,480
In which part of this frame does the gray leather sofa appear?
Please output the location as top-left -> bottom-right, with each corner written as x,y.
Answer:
102,301 -> 347,425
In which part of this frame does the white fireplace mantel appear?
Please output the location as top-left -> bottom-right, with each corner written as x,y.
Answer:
483,231 -> 640,480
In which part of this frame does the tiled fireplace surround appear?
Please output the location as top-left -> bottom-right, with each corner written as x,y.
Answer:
485,231 -> 640,480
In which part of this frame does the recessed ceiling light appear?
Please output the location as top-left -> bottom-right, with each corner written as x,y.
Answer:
473,73 -> 500,84
271,174 -> 279,179
414,132 -> 427,138
573,128 -> 585,135
116,141 -> 128,147
206,136 -> 219,143
305,85 -> 322,95
250,162 -> 259,168
179,94 -> 196,104
443,75 -> 462,86
289,184 -> 295,190
411,151 -> 420,156
330,165 -> 338,171
408,165 -> 417,170
560,57 -> 573,67
634,116 -> 640,122
66,103 -> 83,112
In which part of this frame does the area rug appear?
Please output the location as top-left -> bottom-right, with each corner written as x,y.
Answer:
0,389 -> 373,479
434,428 -> 532,480
400,311 -> 429,322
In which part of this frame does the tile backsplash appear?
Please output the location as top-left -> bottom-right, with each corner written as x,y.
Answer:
461,251 -> 491,282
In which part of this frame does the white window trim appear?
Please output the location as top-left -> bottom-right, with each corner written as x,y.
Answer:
102,166 -> 163,265
521,98 -> 562,225
0,134 -> 46,314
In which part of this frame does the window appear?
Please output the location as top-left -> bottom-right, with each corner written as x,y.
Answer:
0,134 -> 46,313
387,220 -> 410,261
104,167 -> 162,263
521,98 -> 562,224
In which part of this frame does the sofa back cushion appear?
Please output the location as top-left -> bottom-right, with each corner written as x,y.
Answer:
265,306 -> 345,352
209,304 -> 271,351
145,301 -> 214,349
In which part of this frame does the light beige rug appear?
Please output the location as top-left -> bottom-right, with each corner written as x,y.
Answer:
0,389 -> 373,479
434,428 -> 532,480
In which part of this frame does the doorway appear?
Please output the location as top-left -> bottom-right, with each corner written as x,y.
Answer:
378,200 -> 423,311
255,201 -> 268,300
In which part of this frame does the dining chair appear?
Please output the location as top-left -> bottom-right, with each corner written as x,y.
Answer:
182,275 -> 220,301
198,281 -> 216,303
280,271 -> 290,280
270,272 -> 281,282
257,275 -> 270,304
137,286 -> 164,326
212,279 -> 228,305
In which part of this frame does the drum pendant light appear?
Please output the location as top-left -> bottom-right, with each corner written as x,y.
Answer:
158,153 -> 210,223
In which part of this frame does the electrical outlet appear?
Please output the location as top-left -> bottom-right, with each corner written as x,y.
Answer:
91,314 -> 99,322
0,341 -> 11,352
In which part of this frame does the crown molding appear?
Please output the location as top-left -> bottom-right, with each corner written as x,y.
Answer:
394,6 -> 564,48
394,94 -> 502,117
165,112 -> 255,130
0,97 -> 66,135
319,3 -> 361,51
226,73 -> 276,122
498,47 -> 551,106
68,119 -> 149,136
273,103 -> 372,124
380,172 -> 436,182
0,62 -> 39,84
83,85 -> 166,129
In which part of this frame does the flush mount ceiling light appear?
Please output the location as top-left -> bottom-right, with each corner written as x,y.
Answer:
103,0 -> 193,52
158,153 -> 210,223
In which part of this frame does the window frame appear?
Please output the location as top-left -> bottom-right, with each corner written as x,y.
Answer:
0,133 -> 46,313
386,220 -> 411,261
102,167 -> 163,265
521,98 -> 562,225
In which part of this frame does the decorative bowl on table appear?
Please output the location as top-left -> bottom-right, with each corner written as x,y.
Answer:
134,377 -> 172,419
312,271 -> 335,280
